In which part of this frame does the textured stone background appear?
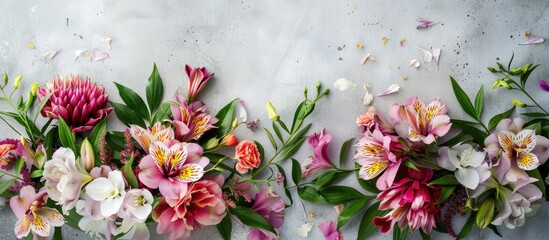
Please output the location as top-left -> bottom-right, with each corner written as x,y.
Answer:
0,0 -> 548,239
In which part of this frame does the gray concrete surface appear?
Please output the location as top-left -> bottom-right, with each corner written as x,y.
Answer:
0,0 -> 548,239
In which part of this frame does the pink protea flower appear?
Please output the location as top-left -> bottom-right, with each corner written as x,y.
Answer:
247,188 -> 285,240
38,75 -> 112,132
390,97 -> 451,144
373,168 -> 442,234
169,98 -> 218,142
10,186 -> 64,239
138,141 -> 209,200
185,65 -> 214,102
153,176 -> 226,240
302,128 -> 335,178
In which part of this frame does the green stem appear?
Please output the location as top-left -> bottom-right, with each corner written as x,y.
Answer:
0,170 -> 23,181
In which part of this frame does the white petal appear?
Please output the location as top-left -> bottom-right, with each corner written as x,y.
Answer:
101,36 -> 112,50
362,84 -> 374,105
132,205 -> 152,221
377,84 -> 400,96
360,53 -> 376,64
519,37 -> 544,45
432,48 -> 441,64
92,49 -> 110,61
456,168 -> 480,189
75,50 -> 90,61
85,178 -> 114,201
297,223 -> 313,238
408,59 -> 420,68
334,78 -> 356,91
100,195 -> 124,217
108,171 -> 126,192
437,147 -> 457,171
466,150 -> 486,168
416,46 -> 432,62
43,50 -> 59,60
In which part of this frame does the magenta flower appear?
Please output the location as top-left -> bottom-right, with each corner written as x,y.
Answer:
185,65 -> 214,102
169,98 -> 218,142
319,221 -> 342,240
302,128 -> 335,178
247,188 -> 285,240
539,80 -> 549,92
390,97 -> 452,144
416,18 -> 439,29
138,141 -> 209,200
38,75 -> 112,132
373,168 -> 441,234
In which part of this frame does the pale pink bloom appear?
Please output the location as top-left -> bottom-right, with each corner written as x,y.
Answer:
120,189 -> 154,222
356,106 -> 378,129
390,97 -> 451,144
37,75 -> 112,132
302,128 -> 334,178
185,65 -> 214,102
319,221 -> 342,240
169,99 -> 218,142
153,176 -> 226,240
247,188 -> 285,240
354,128 -> 404,190
130,122 -> 174,154
10,186 -> 64,239
138,141 -> 209,200
373,168 -> 441,234
43,148 -> 93,214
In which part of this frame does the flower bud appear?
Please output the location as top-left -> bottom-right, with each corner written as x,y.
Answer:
203,137 -> 220,150
512,99 -> 527,108
80,138 -> 95,172
303,86 -> 308,98
510,68 -> 523,75
492,79 -> 511,90
30,83 -> 39,96
266,102 -> 279,121
3,72 -> 7,87
13,75 -> 22,89
487,67 -> 497,73
523,63 -> 532,72
222,134 -> 239,147
476,198 -> 495,229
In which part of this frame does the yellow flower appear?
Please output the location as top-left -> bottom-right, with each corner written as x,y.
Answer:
266,102 -> 279,121
13,75 -> 22,89
512,99 -> 526,107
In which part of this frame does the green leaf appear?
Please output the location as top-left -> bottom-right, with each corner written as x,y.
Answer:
450,120 -> 488,147
488,106 -> 515,130
420,230 -> 431,240
64,209 -> 83,229
30,169 -> 43,178
216,213 -> 232,240
152,102 -> 172,124
457,213 -> 475,240
440,132 -> 467,147
146,63 -> 164,114
88,118 -> 107,163
298,186 -> 328,204
275,164 -> 293,206
291,158 -> 302,185
520,64 -> 538,88
34,92 -> 52,121
521,112 -> 549,118
264,128 -> 278,150
450,77 -> 478,120
314,170 -> 351,187
402,160 -> 419,171
527,169 -> 546,198
429,175 -> 459,186
114,82 -> 150,121
320,185 -> 370,204
487,224 -> 502,238
436,185 -> 456,204
393,223 -> 408,240
254,141 -> 265,161
110,102 -> 146,127
474,85 -> 484,118
14,157 -> 25,177
0,178 -> 16,195
122,156 -> 139,188
507,53 -> 515,71
337,198 -> 370,229
291,102 -> 306,133
279,136 -> 306,161
338,138 -> 354,168
58,118 -> 77,153
272,121 -> 284,142
229,206 -> 276,234
214,99 -> 238,136
357,202 -> 386,240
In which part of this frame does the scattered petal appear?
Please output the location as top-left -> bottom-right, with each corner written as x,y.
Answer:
334,78 -> 356,91
416,46 -> 433,62
92,49 -> 110,61
401,75 -> 408,80
408,59 -> 420,68
297,223 -> 313,238
519,36 -> 544,45
360,53 -> 376,64
356,43 -> 363,49
27,44 -> 35,49
238,100 -> 248,122
362,84 -> 374,105
400,37 -> 407,47
101,37 -> 112,50
75,50 -> 90,61
43,51 -> 59,60
334,204 -> 344,215
416,18 -> 439,29
539,80 -> 549,92
377,84 -> 400,96
381,37 -> 388,46
432,48 -> 441,65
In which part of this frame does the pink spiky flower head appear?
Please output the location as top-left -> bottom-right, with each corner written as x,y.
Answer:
38,75 -> 112,132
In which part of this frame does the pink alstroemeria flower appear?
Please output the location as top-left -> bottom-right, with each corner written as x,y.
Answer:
138,141 -> 209,200
302,128 -> 335,178
390,97 -> 452,144
10,186 -> 64,239
416,18 -> 439,29
373,168 -> 441,234
539,80 -> 549,92
130,122 -> 174,154
185,65 -> 214,102
169,98 -> 218,142
247,188 -> 285,240
354,127 -> 404,190
319,221 -> 342,240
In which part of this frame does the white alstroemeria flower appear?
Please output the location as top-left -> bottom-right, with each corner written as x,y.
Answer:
437,144 -> 490,189
117,217 -> 150,240
122,189 -> 153,222
85,170 -> 126,217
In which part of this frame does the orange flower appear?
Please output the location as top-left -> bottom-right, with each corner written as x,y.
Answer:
223,134 -> 239,147
235,140 -> 260,174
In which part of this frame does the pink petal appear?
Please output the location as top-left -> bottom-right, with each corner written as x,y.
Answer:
75,50 -> 90,61
377,84 -> 400,96
408,59 -> 420,68
101,37 -> 112,50
519,36 -> 544,45
360,53 -> 376,64
92,49 -> 110,61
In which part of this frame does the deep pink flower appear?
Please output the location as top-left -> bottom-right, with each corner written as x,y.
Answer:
373,168 -> 441,234
138,141 -> 209,200
416,18 -> 439,29
319,221 -> 342,240
185,65 -> 214,102
539,80 -> 549,92
302,128 -> 334,178
38,75 -> 112,132
153,176 -> 226,240
247,188 -> 285,240
169,98 -> 218,142
390,97 -> 451,144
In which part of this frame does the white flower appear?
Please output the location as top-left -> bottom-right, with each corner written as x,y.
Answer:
116,218 -> 150,240
437,144 -> 490,189
297,223 -> 313,238
85,170 -> 126,217
43,148 -> 92,214
362,84 -> 373,105
334,78 -> 356,91
122,189 -> 153,222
